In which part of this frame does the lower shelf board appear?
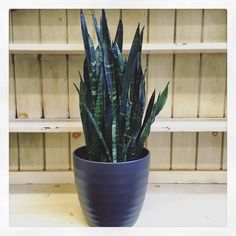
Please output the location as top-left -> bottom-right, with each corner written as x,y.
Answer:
9,170 -> 227,184
9,183 -> 227,227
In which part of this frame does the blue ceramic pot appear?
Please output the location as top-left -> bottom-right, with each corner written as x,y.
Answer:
73,146 -> 150,227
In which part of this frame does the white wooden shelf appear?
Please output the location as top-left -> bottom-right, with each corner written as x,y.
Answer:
10,183 -> 226,226
9,43 -> 227,55
10,170 -> 227,184
9,118 -> 227,132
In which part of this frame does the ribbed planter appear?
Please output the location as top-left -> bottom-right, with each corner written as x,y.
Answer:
73,146 -> 150,227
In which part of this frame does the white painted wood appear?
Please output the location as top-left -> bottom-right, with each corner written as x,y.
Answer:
122,10 -> 148,43
197,132 -> 223,170
40,9 -> 68,119
171,133 -> 196,170
9,183 -> 226,227
10,119 -> 83,133
199,54 -> 227,117
9,133 -> 19,171
222,132 -> 227,170
18,133 -> 44,171
41,55 -> 69,118
9,42 -> 227,54
40,10 -> 67,43
149,10 -> 175,43
202,10 -> 227,42
12,10 -> 40,43
147,10 -> 175,171
176,10 -> 202,43
9,55 -> 16,119
68,55 -> 83,119
9,118 -> 227,133
173,54 -> 200,117
67,9 -> 82,44
172,10 -> 202,170
197,10 -> 227,171
69,132 -> 85,170
148,55 -> 173,117
9,170 -> 227,184
93,9 -> 120,41
67,9 -> 98,44
45,133 -> 70,170
148,171 -> 226,184
14,55 -> 42,119
147,133 -> 171,170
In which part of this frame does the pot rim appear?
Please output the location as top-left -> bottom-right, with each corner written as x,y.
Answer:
73,146 -> 150,166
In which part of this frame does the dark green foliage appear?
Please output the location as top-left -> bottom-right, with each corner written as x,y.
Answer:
75,9 -> 169,162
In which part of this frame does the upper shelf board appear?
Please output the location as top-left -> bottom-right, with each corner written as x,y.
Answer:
9,118 -> 227,133
9,43 -> 227,55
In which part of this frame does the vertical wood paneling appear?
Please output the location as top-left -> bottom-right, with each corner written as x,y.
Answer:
14,55 -> 42,119
94,10 -> 120,41
12,10 -> 41,119
197,10 -> 227,171
173,54 -> 200,117
122,10 -> 148,43
149,10 -> 175,43
18,133 -> 44,170
202,10 -> 227,42
222,132 -> 227,170
197,132 -> 222,170
70,133 -> 85,170
41,9 -> 68,118
148,55 -> 173,117
199,54 -> 226,117
40,10 -> 67,43
148,133 -> 171,170
67,10 -> 82,44
9,133 -> 19,171
12,10 -> 40,43
45,133 -> 70,170
171,10 -> 202,170
176,10 -> 202,43
172,133 -> 196,170
68,55 -> 83,118
201,10 -> 228,119
67,9 -> 94,43
9,55 -> 16,119
42,56 -> 69,169
41,10 -> 69,170
147,10 -> 175,169
11,10 -> 44,171
9,9 -> 227,172
41,55 -> 68,118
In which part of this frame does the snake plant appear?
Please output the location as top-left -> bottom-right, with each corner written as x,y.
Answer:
74,10 -> 169,162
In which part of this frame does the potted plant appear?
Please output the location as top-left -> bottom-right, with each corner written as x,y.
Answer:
73,9 -> 169,227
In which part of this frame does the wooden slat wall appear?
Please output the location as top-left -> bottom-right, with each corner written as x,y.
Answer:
147,9 -> 174,170
171,10 -> 202,170
9,9 -> 227,171
197,9 -> 227,170
11,10 -> 44,171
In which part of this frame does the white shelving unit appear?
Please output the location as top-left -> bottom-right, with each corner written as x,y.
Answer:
9,42 -> 227,133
